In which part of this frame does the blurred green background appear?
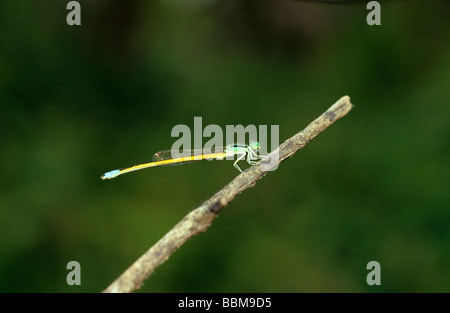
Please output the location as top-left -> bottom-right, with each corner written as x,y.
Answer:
1,0 -> 449,292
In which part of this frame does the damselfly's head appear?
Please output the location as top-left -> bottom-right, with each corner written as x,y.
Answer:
249,141 -> 260,151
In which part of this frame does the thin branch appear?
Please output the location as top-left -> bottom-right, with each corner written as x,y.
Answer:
103,95 -> 353,293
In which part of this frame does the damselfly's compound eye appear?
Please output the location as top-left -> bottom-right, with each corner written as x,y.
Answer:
250,141 -> 260,151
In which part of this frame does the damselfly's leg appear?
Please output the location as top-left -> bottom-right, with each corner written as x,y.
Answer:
233,153 -> 246,173
246,147 -> 260,165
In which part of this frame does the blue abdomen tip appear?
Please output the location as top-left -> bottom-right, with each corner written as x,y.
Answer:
101,169 -> 120,180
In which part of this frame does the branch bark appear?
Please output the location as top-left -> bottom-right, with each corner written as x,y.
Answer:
103,95 -> 353,293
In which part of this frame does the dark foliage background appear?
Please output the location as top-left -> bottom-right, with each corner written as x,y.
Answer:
0,0 -> 449,292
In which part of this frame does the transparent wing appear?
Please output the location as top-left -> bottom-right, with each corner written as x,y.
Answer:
151,147 -> 226,167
